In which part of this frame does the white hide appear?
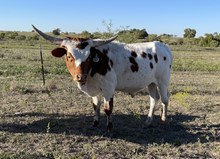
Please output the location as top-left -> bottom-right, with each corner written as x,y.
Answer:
61,39 -> 92,67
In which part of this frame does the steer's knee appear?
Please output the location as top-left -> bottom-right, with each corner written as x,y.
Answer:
92,97 -> 101,127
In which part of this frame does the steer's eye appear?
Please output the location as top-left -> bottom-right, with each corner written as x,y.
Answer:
67,55 -> 73,62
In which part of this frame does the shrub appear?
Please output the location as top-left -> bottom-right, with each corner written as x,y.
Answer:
0,33 -> 5,40
52,28 -> 61,35
16,35 -> 26,40
5,31 -> 19,39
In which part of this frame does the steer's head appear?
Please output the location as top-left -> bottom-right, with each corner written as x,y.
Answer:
32,25 -> 117,84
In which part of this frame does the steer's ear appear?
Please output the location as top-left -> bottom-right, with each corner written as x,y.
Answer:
51,47 -> 67,57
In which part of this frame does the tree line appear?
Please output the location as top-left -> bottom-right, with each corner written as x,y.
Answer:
1,27 -> 220,47
0,31 -> 39,41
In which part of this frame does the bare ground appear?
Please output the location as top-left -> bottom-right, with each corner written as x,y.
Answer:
0,71 -> 219,159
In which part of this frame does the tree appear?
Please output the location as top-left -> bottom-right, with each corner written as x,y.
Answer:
212,32 -> 220,42
183,28 -> 196,38
52,28 -> 61,35
198,33 -> 220,47
136,29 -> 148,39
102,19 -> 114,34
0,33 -> 5,40
79,30 -> 93,38
117,28 -> 148,43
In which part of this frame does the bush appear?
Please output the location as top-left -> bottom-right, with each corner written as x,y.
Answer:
5,31 -> 19,39
52,28 -> 61,35
16,35 -> 26,40
209,40 -> 219,47
0,33 -> 5,40
147,34 -> 158,42
27,35 -> 39,41
78,31 -> 93,38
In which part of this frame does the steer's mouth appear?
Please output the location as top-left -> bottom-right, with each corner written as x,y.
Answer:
77,80 -> 87,85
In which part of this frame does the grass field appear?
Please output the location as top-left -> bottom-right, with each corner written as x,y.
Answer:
0,40 -> 219,158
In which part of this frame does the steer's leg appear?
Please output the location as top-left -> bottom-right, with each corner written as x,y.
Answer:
158,84 -> 169,125
92,96 -> 101,127
147,83 -> 160,126
103,97 -> 114,137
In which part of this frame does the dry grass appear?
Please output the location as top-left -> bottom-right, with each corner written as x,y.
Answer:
0,41 -> 220,158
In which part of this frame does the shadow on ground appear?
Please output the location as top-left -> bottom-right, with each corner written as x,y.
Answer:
0,112 -> 219,145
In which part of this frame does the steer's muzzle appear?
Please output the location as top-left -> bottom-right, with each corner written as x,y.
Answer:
75,74 -> 87,83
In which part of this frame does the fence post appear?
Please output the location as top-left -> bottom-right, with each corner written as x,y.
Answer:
40,44 -> 45,86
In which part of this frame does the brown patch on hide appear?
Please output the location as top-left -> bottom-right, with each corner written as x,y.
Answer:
65,52 -> 91,82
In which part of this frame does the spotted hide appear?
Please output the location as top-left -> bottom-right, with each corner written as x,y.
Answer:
32,25 -> 173,137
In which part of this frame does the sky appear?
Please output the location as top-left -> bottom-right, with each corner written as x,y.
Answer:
1,0 -> 220,37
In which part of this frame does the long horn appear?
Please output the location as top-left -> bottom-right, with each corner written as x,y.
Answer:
32,25 -> 63,44
93,35 -> 118,47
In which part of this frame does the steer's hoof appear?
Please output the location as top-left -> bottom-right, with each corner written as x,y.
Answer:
105,131 -> 113,138
105,122 -> 113,138
160,119 -> 169,130
146,117 -> 153,127
104,130 -> 113,139
161,120 -> 166,125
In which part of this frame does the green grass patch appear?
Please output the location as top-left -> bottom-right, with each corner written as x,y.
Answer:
173,58 -> 220,71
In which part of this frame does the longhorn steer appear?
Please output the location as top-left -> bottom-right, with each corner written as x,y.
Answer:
32,25 -> 173,136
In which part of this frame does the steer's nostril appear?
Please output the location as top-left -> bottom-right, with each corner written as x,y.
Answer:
76,74 -> 81,80
76,74 -> 87,82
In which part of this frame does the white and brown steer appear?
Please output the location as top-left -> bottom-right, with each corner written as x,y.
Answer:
32,25 -> 173,136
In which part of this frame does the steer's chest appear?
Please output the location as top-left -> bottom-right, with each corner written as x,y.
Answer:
77,74 -> 106,97
77,82 -> 99,98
